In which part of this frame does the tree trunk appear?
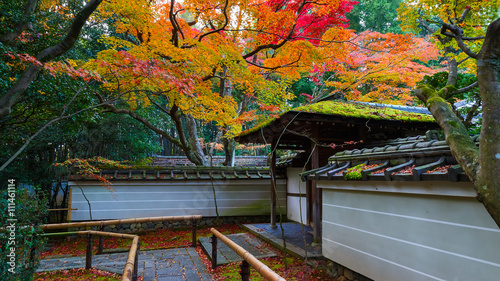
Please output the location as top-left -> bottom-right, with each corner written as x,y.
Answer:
223,138 -> 236,167
475,18 -> 500,227
184,114 -> 208,166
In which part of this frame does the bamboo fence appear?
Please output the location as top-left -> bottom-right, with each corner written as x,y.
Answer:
44,230 -> 140,281
210,228 -> 286,281
41,215 -> 202,281
41,215 -> 202,230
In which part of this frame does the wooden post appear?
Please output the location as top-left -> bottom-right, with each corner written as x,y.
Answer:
29,232 -> 37,267
86,233 -> 93,269
192,220 -> 197,247
311,124 -> 321,243
67,188 -> 73,222
132,242 -> 140,281
210,228 -> 286,281
240,260 -> 250,281
270,138 -> 277,228
97,226 -> 104,254
211,234 -> 218,269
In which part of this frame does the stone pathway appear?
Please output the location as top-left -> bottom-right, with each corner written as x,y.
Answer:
199,233 -> 277,265
38,247 -> 211,281
242,223 -> 322,258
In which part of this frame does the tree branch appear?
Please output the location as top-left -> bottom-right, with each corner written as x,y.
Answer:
0,0 -> 103,119
198,0 -> 230,41
245,54 -> 302,70
0,0 -> 38,44
0,88 -> 112,172
242,23 -> 297,59
441,23 -> 478,59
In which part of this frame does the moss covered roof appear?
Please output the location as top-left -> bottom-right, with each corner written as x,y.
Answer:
239,101 -> 435,137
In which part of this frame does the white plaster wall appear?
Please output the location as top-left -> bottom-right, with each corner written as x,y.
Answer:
319,181 -> 500,281
286,167 -> 307,223
70,179 -> 286,220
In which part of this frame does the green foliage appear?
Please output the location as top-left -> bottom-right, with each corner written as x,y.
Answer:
347,0 -> 403,33
0,187 -> 48,281
288,76 -> 316,106
344,164 -> 366,180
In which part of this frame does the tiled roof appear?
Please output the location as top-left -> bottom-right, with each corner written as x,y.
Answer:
70,166 -> 285,181
151,156 -> 268,167
302,135 -> 479,182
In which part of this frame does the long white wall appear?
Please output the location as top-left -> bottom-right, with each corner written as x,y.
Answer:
70,179 -> 286,220
318,181 -> 500,281
286,167 -> 307,224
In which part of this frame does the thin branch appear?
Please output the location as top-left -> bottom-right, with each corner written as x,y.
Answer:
198,0 -> 230,41
0,0 -> 38,44
94,91 -> 183,147
462,36 -> 485,41
245,54 -> 302,70
454,81 -> 478,95
0,91 -> 114,172
418,17 -> 437,34
0,0 -> 104,118
242,22 -> 297,59
458,6 -> 470,24
441,23 -> 478,59
464,100 -> 481,127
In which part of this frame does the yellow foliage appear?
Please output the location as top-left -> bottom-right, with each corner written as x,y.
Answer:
398,0 -> 500,73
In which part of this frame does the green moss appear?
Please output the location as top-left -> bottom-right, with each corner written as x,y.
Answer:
417,85 -> 436,99
344,164 -> 366,180
437,85 -> 457,97
426,96 -> 448,107
239,100 -> 435,137
448,120 -> 460,128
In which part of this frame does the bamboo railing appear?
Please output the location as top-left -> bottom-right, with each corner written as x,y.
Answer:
210,228 -> 286,281
41,215 -> 203,281
41,215 -> 202,230
43,230 -> 140,281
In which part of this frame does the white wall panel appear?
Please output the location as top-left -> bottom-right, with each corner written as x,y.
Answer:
70,180 -> 286,220
286,168 -> 308,223
320,183 -> 500,281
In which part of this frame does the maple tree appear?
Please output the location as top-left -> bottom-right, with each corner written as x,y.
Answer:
294,29 -> 440,104
73,0 -> 357,165
314,30 -> 440,104
399,1 -> 500,227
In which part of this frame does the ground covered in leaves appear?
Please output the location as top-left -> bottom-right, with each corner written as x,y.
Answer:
41,224 -> 242,258
34,268 -> 123,281
36,224 -> 334,280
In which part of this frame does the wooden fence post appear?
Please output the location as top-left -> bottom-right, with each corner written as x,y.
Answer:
192,220 -> 197,247
67,188 -> 72,222
86,233 -> 93,269
132,242 -> 140,281
29,232 -> 37,267
240,260 -> 250,281
97,225 -> 104,254
211,234 -> 218,269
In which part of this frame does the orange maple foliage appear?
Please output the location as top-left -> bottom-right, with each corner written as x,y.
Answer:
79,0 -> 356,136
317,31 -> 441,105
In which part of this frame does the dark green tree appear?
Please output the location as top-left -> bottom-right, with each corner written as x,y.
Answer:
346,0 -> 403,33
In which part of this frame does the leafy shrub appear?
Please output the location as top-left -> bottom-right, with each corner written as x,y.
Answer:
0,185 -> 48,281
